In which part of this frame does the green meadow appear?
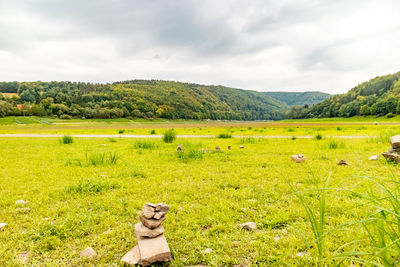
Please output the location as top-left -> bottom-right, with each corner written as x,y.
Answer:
1,118 -> 400,266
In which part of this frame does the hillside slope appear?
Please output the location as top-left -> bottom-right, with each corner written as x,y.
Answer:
264,91 -> 330,106
287,71 -> 400,119
0,80 -> 289,120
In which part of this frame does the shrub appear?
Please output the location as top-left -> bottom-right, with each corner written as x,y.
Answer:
217,132 -> 232,138
336,127 -> 342,131
107,138 -> 117,142
59,135 -> 73,144
315,134 -> 323,140
86,151 -> 120,166
60,114 -> 72,120
150,129 -> 156,135
118,129 -> 125,134
177,149 -> 203,162
240,137 -> 256,144
162,129 -> 176,143
328,140 -> 338,149
287,128 -> 295,132
387,113 -> 395,118
291,136 -> 297,140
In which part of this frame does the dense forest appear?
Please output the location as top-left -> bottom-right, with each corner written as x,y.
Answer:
0,80 -> 289,120
264,91 -> 330,106
287,71 -> 400,119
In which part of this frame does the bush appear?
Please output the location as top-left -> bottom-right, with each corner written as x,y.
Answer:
328,140 -> 338,149
150,129 -> 156,135
86,151 -> 120,166
177,149 -> 203,162
162,129 -> 176,143
118,129 -> 125,134
60,114 -> 72,120
59,135 -> 73,144
387,113 -> 395,118
217,132 -> 232,138
315,134 -> 323,140
66,179 -> 118,194
107,138 -> 117,142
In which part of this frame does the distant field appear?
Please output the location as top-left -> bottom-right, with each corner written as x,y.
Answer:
1,117 -> 400,265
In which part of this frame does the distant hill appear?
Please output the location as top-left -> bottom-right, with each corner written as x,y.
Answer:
287,71 -> 400,119
0,80 -> 289,120
263,91 -> 330,107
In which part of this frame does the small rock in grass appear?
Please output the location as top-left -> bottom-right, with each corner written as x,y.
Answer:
227,146 -> 231,150
291,154 -> 306,163
177,144 -> 183,151
202,248 -> 212,254
142,204 -> 155,219
121,246 -> 141,266
215,146 -> 220,151
337,160 -> 348,165
241,222 -> 257,230
16,251 -> 30,264
369,155 -> 380,161
0,223 -> 8,230
15,200 -> 28,205
239,145 -> 244,149
296,252 -> 310,258
80,247 -> 97,260
135,222 -> 164,238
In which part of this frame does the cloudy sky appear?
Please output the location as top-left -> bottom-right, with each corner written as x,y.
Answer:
1,0 -> 400,93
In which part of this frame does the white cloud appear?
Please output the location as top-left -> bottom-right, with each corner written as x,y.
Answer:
0,0 -> 400,93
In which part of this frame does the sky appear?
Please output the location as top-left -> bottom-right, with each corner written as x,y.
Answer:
1,0 -> 400,94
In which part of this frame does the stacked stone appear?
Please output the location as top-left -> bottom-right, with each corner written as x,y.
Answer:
382,135 -> 400,163
121,203 -> 172,266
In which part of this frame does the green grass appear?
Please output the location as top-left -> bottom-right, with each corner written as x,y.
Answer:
59,135 -> 74,144
1,120 -> 400,265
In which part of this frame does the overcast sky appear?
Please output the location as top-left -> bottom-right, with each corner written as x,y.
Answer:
1,0 -> 400,93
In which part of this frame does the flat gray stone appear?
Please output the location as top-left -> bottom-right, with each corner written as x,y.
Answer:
0,223 -> 8,230
369,155 -> 380,161
390,135 -> 400,149
154,203 -> 170,213
382,152 -> 400,163
121,246 -> 141,266
135,222 -> 164,238
80,247 -> 97,260
135,232 -> 171,266
241,222 -> 257,230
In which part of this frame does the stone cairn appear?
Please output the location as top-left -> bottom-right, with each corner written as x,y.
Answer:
382,135 -> 400,163
121,203 -> 172,266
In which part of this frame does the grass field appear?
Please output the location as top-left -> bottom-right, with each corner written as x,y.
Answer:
1,118 -> 400,266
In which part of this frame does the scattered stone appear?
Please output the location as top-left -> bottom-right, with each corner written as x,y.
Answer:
390,135 -> 400,149
15,200 -> 27,205
241,222 -> 257,230
121,246 -> 141,266
215,146 -> 220,151
369,155 -> 380,161
142,204 -> 155,219
154,203 -> 170,213
135,230 -> 172,266
135,223 -> 164,238
177,144 -> 183,151
0,223 -> 8,230
16,251 -> 30,264
382,152 -> 400,163
202,248 -> 212,254
227,146 -> 231,150
291,154 -> 306,163
16,208 -> 31,214
337,160 -> 348,165
80,247 -> 97,260
239,145 -> 244,149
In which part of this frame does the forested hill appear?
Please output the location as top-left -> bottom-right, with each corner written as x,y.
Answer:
264,91 -> 330,106
0,80 -> 289,120
287,71 -> 400,119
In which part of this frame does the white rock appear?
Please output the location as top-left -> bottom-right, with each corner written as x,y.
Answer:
0,223 -> 8,230
296,252 -> 310,258
291,155 -> 306,163
239,145 -> 244,149
369,155 -> 380,161
80,247 -> 97,260
202,248 -> 213,254
390,135 -> 400,149
15,200 -> 27,205
241,222 -> 257,230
